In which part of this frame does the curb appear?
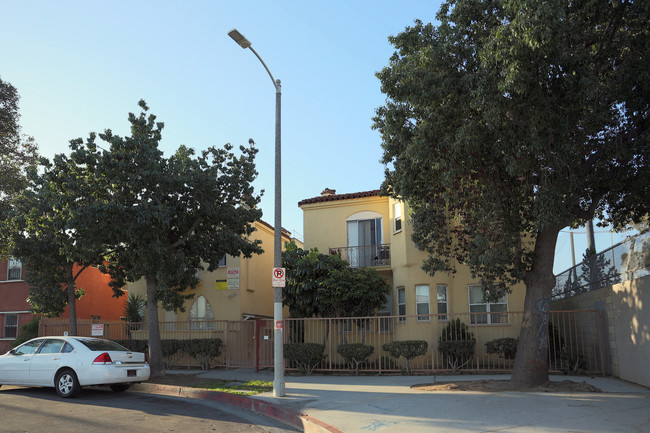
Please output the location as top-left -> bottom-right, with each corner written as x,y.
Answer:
133,383 -> 343,433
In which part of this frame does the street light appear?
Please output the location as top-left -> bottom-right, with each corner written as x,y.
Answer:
228,28 -> 285,397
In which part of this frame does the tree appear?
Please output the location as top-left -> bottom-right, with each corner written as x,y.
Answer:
281,241 -> 347,319
374,0 -> 649,387
9,153 -> 107,335
319,266 -> 391,344
65,100 -> 263,377
0,77 -> 38,256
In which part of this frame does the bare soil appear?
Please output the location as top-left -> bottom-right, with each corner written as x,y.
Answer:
412,379 -> 602,393
150,374 -> 603,394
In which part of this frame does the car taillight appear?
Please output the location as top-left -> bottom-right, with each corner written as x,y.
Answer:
92,352 -> 113,365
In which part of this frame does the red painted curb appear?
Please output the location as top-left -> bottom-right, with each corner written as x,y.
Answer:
133,383 -> 343,433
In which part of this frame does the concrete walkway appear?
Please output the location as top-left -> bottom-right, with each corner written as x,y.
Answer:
137,369 -> 650,433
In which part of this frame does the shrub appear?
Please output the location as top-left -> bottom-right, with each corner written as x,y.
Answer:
184,339 -> 224,370
485,337 -> 518,360
113,339 -> 148,354
11,317 -> 40,347
438,319 -> 475,372
337,344 -> 374,375
284,342 -> 325,375
161,339 -> 182,369
382,340 -> 428,375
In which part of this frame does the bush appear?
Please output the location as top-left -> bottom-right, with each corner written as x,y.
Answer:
184,339 -> 223,370
382,340 -> 428,375
438,319 -> 475,372
12,317 -> 41,347
337,344 -> 374,375
113,339 -> 148,354
485,337 -> 518,360
284,342 -> 325,375
161,339 -> 182,369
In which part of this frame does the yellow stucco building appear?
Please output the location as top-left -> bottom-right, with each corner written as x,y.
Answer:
127,220 -> 295,324
299,188 -> 526,328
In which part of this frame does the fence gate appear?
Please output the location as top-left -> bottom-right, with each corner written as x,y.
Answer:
226,320 -> 274,369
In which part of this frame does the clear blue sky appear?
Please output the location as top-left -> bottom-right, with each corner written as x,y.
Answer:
2,0 -> 636,275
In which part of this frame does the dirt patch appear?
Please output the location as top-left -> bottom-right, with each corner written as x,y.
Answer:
412,379 -> 602,393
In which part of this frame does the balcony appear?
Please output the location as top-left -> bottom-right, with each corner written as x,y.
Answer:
329,244 -> 391,268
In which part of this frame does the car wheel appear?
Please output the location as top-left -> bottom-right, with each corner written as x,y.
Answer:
110,384 -> 131,392
55,369 -> 81,398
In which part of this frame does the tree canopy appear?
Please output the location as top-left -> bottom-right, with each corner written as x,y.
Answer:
39,100 -> 264,376
374,0 -> 649,387
0,77 -> 38,256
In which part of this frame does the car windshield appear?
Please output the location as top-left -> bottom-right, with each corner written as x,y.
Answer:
74,338 -> 130,352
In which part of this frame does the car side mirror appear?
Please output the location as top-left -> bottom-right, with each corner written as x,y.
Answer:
9,349 -> 17,355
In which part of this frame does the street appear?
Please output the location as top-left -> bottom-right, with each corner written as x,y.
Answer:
0,385 -> 296,433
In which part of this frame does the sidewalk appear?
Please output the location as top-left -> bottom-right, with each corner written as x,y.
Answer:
136,369 -> 650,433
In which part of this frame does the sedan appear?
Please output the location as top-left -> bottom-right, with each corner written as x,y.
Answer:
0,336 -> 150,398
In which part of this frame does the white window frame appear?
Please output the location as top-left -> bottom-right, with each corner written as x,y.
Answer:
7,258 -> 22,281
189,295 -> 216,330
468,284 -> 509,325
397,287 -> 406,323
415,285 -> 430,321
437,285 -> 449,321
393,203 -> 402,233
218,256 -> 227,267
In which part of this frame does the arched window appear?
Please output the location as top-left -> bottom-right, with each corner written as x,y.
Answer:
189,296 -> 215,330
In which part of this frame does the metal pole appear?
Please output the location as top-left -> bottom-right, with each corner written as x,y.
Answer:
273,78 -> 285,397
228,29 -> 285,397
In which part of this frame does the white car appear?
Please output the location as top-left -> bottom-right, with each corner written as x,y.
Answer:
0,336 -> 150,398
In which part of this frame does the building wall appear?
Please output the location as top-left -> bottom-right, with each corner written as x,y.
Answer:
60,265 -> 125,321
127,220 -> 291,323
0,260 -> 35,353
300,191 -> 526,322
552,275 -> 650,387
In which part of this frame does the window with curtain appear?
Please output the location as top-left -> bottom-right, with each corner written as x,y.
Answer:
468,284 -> 508,324
416,285 -> 430,321
7,258 -> 22,281
189,296 -> 215,330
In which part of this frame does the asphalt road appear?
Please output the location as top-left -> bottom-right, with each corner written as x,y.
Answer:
0,385 -> 297,433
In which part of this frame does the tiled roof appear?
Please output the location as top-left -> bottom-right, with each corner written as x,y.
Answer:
298,189 -> 382,206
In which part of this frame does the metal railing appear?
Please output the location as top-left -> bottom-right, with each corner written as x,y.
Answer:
39,310 -> 606,375
553,230 -> 649,300
329,243 -> 391,268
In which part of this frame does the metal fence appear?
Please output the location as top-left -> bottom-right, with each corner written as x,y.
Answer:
39,310 -> 606,375
553,230 -> 649,300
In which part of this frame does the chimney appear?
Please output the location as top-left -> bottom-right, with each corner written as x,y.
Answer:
321,188 -> 336,196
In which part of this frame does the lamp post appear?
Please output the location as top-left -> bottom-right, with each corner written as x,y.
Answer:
228,28 -> 285,397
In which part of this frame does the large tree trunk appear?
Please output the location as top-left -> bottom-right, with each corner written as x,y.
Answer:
511,226 -> 561,388
65,265 -> 78,336
145,274 -> 164,378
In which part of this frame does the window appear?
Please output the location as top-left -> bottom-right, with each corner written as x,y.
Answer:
437,285 -> 448,321
218,256 -> 227,267
7,258 -> 22,281
416,285 -> 430,321
189,296 -> 215,330
347,212 -> 383,267
377,294 -> 392,332
393,203 -> 402,232
3,314 -> 18,339
397,287 -> 406,323
39,339 -> 65,354
14,339 -> 42,355
468,284 -> 508,324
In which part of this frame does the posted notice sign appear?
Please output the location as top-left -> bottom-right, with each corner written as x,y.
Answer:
272,267 -> 286,287
91,324 -> 104,337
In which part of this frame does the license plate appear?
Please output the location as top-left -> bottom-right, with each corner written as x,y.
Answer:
127,370 -> 136,377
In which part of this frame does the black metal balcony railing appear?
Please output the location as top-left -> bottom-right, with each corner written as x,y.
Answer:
329,244 -> 391,268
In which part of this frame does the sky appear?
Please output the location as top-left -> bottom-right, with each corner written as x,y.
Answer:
2,0 -> 637,275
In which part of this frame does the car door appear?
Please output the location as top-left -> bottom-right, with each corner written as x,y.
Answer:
29,339 -> 68,385
0,339 -> 43,385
